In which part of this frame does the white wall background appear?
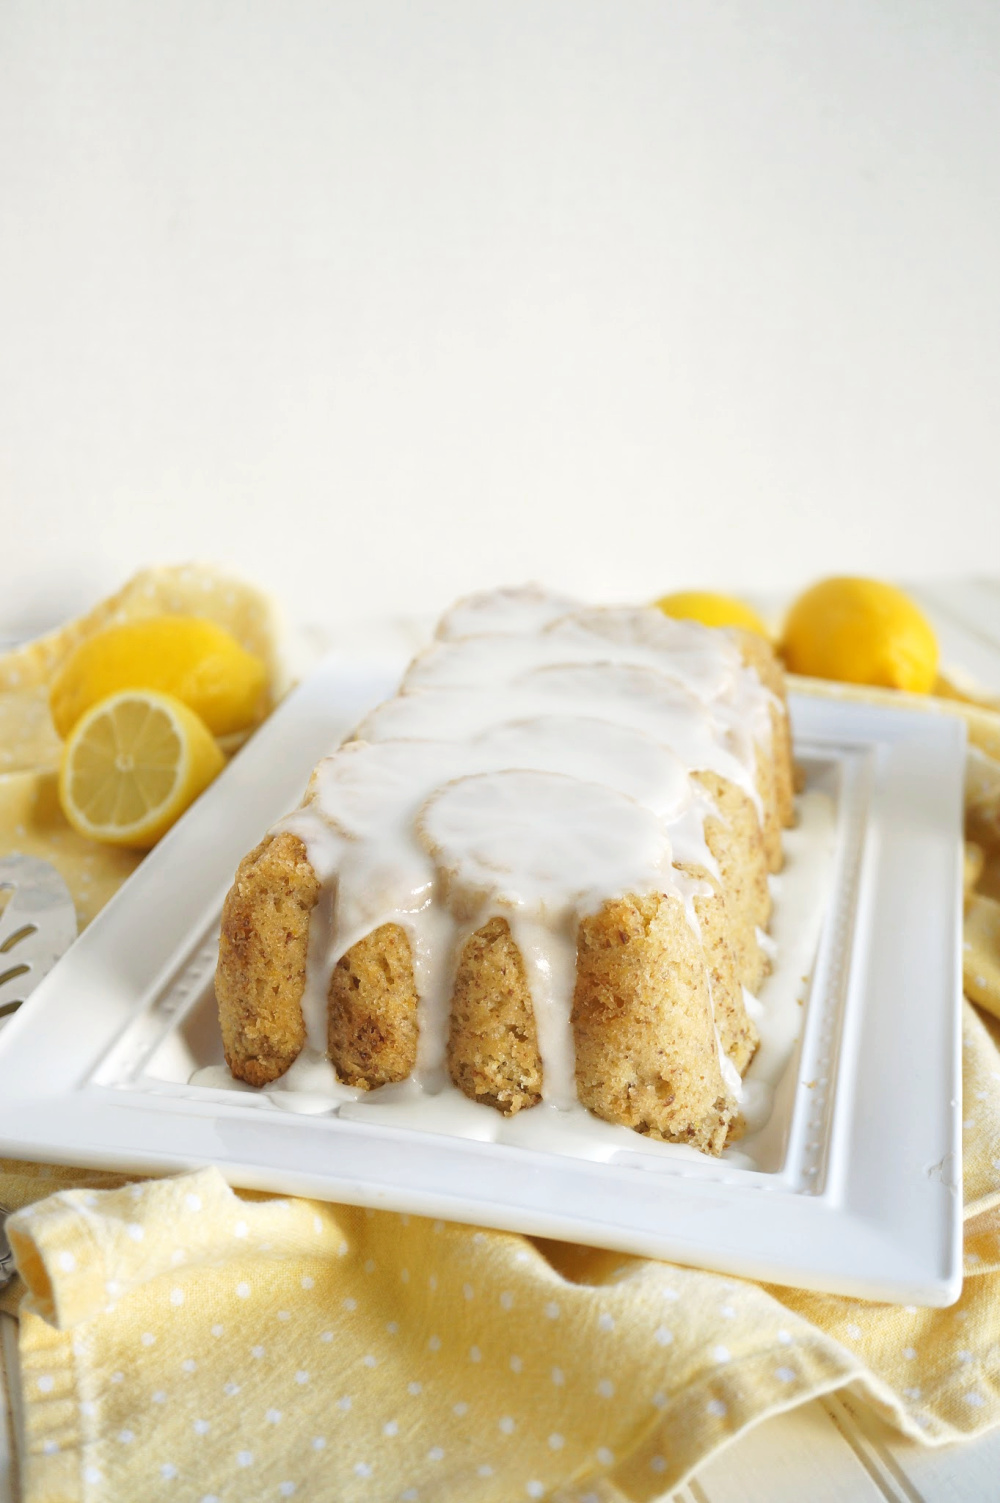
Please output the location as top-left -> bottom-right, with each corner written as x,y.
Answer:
2,1 -> 998,632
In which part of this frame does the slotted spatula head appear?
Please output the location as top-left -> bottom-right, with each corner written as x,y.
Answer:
0,853 -> 78,1022
0,855 -> 77,1285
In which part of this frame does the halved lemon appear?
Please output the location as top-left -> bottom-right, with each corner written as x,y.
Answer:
59,690 -> 225,848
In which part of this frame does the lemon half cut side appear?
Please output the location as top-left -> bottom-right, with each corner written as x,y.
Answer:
59,690 -> 225,849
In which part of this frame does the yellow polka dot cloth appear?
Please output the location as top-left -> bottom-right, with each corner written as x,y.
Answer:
2,673 -> 1000,1500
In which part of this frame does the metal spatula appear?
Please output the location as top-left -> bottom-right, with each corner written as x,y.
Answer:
0,854 -> 78,1286
0,854 -> 77,1023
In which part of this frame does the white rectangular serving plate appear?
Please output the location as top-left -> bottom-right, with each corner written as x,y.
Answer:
0,656 -> 966,1303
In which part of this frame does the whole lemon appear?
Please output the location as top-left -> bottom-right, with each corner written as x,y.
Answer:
654,590 -> 769,637
50,616 -> 268,739
780,578 -> 938,693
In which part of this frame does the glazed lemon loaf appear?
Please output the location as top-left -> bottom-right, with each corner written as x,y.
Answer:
216,587 -> 794,1155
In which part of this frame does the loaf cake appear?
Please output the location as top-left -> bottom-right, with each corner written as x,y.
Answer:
216,587 -> 795,1155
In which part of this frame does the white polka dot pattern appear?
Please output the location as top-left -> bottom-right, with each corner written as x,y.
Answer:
9,1015 -> 1000,1503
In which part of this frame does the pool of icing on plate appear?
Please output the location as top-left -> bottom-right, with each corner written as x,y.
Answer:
191,786 -> 836,1169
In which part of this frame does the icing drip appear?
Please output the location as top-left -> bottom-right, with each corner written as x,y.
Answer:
269,590 -> 782,1116
406,906 -> 459,1090
508,917 -> 580,1110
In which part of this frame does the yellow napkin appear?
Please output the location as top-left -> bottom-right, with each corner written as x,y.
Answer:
2,669 -> 1000,1501
2,1017 -> 999,1503
0,772 -> 142,930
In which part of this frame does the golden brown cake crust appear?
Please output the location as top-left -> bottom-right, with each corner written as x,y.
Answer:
771,702 -> 796,828
572,892 -> 736,1154
733,627 -> 785,701
328,923 -> 419,1089
734,628 -> 796,833
692,769 -> 770,994
676,863 -> 760,1075
216,831 -> 319,1087
448,917 -> 543,1113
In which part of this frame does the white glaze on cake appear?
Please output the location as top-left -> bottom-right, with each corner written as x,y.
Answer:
196,786 -> 836,1170
267,588 -> 784,1119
